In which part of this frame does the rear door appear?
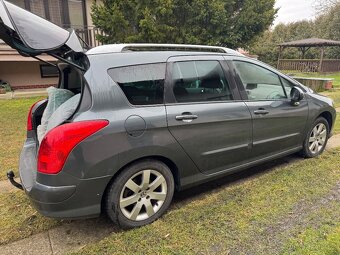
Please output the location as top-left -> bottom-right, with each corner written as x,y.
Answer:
0,0 -> 83,57
165,55 -> 253,175
230,58 -> 309,159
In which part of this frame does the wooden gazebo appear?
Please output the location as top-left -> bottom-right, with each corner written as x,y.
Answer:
277,38 -> 340,72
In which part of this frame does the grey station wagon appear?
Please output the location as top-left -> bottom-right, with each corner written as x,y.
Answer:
1,0 -> 336,228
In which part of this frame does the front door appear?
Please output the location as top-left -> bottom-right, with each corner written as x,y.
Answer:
165,56 -> 253,175
231,59 -> 309,159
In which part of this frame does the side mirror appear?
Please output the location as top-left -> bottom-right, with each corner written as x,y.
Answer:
290,87 -> 304,106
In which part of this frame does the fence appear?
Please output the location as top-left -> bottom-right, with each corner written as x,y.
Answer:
278,59 -> 340,72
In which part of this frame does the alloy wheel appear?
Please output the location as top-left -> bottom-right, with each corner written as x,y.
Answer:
119,169 -> 167,221
308,123 -> 327,154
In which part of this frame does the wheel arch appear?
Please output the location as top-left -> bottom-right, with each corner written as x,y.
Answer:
318,111 -> 333,132
100,155 -> 180,211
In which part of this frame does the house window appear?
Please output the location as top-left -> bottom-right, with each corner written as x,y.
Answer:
8,0 -> 25,8
67,0 -> 85,28
29,0 -> 46,18
8,0 -> 87,29
40,65 -> 59,78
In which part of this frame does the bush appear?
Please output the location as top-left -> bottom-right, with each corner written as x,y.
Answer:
0,81 -> 11,92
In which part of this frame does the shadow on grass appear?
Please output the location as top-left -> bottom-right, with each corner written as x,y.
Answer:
60,153 -> 302,239
173,153 -> 301,205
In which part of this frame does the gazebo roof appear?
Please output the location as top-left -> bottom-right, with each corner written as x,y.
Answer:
279,38 -> 340,47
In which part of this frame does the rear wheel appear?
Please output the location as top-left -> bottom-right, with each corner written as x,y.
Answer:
301,117 -> 329,158
105,160 -> 174,229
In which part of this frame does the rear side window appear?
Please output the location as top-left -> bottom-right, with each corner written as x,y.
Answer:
172,61 -> 232,103
108,63 -> 166,105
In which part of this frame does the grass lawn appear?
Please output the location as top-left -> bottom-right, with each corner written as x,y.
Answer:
285,71 -> 340,88
0,97 -> 339,252
0,98 -> 62,245
0,191 -> 61,245
0,97 -> 44,181
71,149 -> 340,255
321,90 -> 340,134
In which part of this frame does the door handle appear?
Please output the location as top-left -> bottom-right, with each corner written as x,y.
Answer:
175,113 -> 198,122
254,109 -> 269,115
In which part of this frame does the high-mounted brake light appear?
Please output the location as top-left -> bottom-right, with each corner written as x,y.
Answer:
27,100 -> 44,131
37,120 -> 109,174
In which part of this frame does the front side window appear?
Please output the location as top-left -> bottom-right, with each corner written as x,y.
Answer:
281,78 -> 294,98
108,63 -> 166,105
172,60 -> 232,103
233,61 -> 287,100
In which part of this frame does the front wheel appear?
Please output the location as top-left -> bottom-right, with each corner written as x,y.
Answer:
105,160 -> 174,229
301,117 -> 329,158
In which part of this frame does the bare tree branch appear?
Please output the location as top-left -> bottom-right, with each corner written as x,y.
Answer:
314,0 -> 340,14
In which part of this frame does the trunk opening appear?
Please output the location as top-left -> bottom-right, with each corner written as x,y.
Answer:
31,63 -> 88,144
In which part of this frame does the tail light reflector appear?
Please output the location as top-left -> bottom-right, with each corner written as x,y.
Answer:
37,120 -> 109,174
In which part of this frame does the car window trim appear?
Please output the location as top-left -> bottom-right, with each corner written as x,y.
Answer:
164,58 -> 240,104
108,62 -> 167,107
230,59 -> 291,102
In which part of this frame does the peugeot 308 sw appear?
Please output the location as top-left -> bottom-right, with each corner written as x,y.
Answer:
1,0 -> 336,228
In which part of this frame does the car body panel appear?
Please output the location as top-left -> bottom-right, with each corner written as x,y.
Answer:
14,47 -> 336,219
164,55 -> 253,174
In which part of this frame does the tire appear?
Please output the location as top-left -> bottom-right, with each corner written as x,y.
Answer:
301,117 -> 330,158
105,159 -> 175,229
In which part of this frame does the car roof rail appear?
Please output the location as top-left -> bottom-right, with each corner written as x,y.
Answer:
86,43 -> 243,56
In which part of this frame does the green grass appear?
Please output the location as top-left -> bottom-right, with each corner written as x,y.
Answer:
283,225 -> 340,255
0,97 -> 44,181
321,90 -> 340,134
285,72 -> 340,88
282,201 -> 340,255
71,149 -> 340,255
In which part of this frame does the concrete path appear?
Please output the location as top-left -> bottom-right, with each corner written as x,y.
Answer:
0,89 -> 47,99
327,133 -> 340,150
0,218 -> 115,255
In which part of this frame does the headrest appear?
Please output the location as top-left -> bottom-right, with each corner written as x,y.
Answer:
201,76 -> 223,89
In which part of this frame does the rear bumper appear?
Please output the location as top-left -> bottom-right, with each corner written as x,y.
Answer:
18,138 -> 111,219
28,176 -> 111,219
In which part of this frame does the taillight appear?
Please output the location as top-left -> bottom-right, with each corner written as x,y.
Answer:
27,100 -> 44,131
37,120 -> 109,174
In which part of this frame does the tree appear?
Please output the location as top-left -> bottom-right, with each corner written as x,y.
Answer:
314,0 -> 340,14
249,3 -> 340,67
91,0 -> 277,49
318,3 -> 340,58
249,21 -> 318,67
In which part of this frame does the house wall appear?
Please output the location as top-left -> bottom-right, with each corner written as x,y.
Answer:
86,0 -> 102,27
0,61 -> 58,90
0,0 -> 98,90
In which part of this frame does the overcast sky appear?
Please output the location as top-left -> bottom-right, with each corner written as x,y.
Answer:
274,0 -> 316,26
